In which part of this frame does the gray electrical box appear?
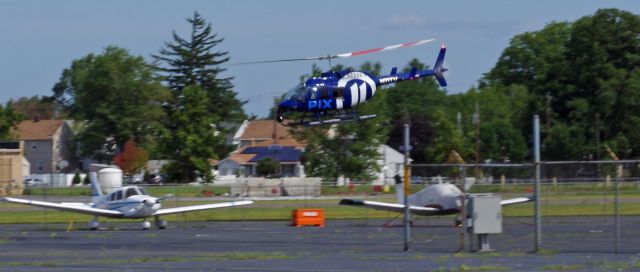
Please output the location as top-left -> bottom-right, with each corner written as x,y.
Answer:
467,194 -> 502,234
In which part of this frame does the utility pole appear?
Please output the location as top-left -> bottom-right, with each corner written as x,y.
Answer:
533,115 -> 541,252
472,103 -> 480,180
402,123 -> 411,252
545,92 -> 552,141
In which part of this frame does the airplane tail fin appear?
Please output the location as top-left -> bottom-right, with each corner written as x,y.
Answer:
89,172 -> 103,204
433,45 -> 448,87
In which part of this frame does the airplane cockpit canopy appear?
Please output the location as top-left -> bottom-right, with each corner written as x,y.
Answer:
109,187 -> 147,201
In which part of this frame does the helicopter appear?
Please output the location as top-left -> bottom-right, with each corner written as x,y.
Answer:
240,39 -> 448,126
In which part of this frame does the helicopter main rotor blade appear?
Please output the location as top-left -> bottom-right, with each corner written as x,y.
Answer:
231,38 -> 435,65
232,56 -> 330,65
334,38 -> 435,58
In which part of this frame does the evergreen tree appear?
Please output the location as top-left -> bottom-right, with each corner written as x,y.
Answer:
153,11 -> 245,122
161,85 -> 222,182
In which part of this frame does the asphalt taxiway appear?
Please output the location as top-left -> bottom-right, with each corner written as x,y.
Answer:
1,216 -> 639,271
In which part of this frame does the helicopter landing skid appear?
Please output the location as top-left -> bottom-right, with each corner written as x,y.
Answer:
285,114 -> 377,127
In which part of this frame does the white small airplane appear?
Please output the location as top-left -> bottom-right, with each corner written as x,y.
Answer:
3,173 -> 253,230
339,177 -> 533,225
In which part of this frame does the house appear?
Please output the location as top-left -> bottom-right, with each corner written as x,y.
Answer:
376,144 -> 406,184
0,141 -> 27,195
218,119 -> 305,179
217,145 -> 305,178
12,119 -> 77,174
231,119 -> 304,148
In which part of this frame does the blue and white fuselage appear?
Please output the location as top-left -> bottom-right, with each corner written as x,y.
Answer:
92,186 -> 161,219
278,46 -> 447,116
4,177 -> 253,230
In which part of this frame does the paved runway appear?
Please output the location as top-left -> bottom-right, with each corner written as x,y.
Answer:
1,216 -> 639,271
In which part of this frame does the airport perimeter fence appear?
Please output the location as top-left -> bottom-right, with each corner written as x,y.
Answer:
1,160 -> 640,254
408,161 -> 640,254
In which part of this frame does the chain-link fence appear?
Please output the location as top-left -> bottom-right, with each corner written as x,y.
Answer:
1,162 -> 639,254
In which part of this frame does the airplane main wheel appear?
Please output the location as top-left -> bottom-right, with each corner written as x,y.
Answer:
89,220 -> 99,230
155,218 -> 167,229
142,221 -> 151,230
454,216 -> 462,227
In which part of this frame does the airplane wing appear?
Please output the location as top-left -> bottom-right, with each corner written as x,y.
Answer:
153,200 -> 254,216
3,197 -> 123,218
339,199 -> 441,216
500,196 -> 534,206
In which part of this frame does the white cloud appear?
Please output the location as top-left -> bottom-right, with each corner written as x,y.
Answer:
388,14 -> 426,27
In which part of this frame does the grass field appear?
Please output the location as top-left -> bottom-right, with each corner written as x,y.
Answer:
2,182 -> 639,225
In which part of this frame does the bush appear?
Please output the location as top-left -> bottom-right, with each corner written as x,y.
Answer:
72,172 -> 82,185
256,158 -> 279,177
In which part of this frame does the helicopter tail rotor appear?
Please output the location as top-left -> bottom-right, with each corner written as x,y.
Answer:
433,45 -> 448,87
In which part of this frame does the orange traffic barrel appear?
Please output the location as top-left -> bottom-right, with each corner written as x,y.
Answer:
291,208 -> 325,227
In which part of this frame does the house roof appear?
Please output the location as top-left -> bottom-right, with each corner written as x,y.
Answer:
13,120 -> 65,141
243,146 -> 302,163
226,153 -> 257,164
235,119 -> 304,148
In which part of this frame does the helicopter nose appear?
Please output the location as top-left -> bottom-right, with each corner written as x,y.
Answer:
279,100 -> 297,110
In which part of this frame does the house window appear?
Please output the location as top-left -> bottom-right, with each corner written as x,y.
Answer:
37,161 -> 43,171
32,144 -> 38,150
281,164 -> 295,177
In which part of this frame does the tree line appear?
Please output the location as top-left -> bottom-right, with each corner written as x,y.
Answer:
1,8 -> 638,183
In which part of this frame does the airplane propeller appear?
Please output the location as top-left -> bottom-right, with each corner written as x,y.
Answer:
143,194 -> 173,207
232,38 -> 436,65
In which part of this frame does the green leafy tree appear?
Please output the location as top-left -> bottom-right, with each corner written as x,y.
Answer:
0,102 -> 23,140
9,95 -> 60,120
52,46 -> 169,161
296,121 -> 382,184
161,85 -> 222,182
481,8 -> 640,160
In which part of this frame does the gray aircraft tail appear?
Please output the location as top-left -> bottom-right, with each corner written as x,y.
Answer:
89,172 -> 103,204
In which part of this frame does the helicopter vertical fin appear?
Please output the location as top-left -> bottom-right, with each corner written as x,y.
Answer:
433,45 -> 447,87
409,67 -> 418,78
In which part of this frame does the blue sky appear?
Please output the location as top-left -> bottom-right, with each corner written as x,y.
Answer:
1,0 -> 639,117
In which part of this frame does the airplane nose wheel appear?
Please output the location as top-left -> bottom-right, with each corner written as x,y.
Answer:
142,220 -> 151,230
155,216 -> 167,229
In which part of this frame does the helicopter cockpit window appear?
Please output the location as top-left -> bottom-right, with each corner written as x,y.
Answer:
125,188 -> 138,198
284,84 -> 306,101
319,87 -> 330,99
333,87 -> 344,98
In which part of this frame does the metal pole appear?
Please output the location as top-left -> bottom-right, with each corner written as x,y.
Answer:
533,115 -> 541,252
614,163 -> 621,254
403,124 -> 411,252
